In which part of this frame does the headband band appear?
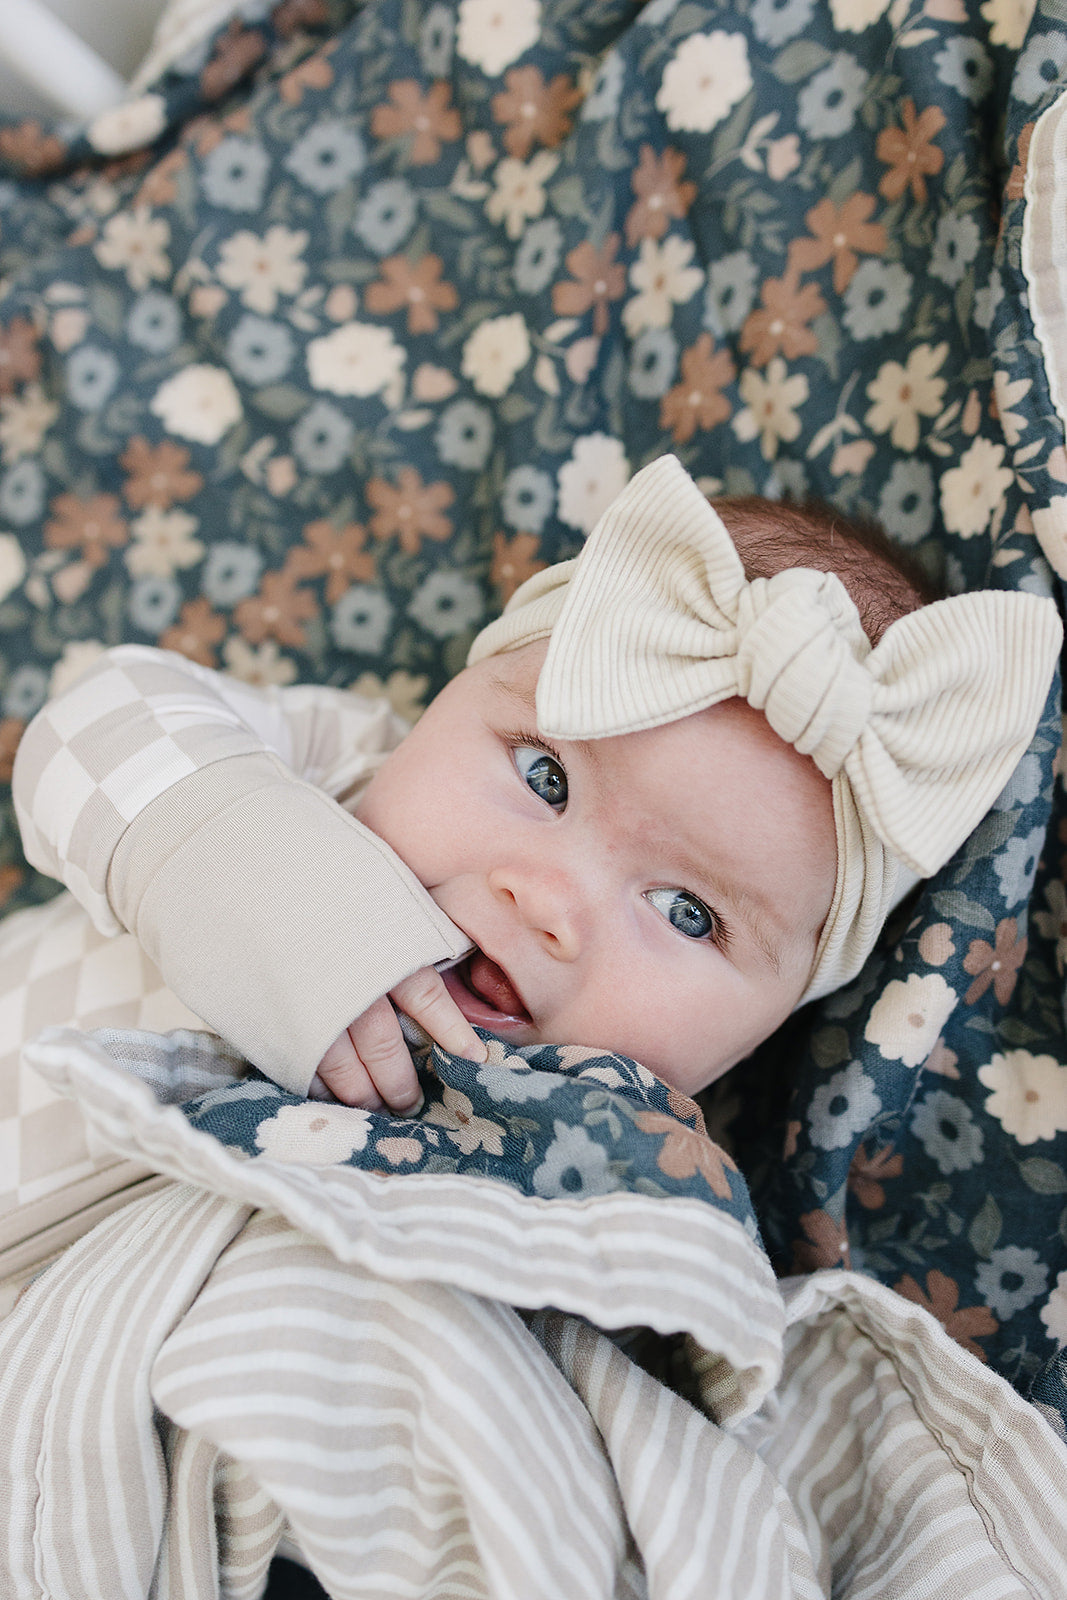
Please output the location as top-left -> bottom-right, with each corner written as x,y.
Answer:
469,455 -> 1062,1003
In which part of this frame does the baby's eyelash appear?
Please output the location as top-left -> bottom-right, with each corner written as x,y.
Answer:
500,727 -> 567,768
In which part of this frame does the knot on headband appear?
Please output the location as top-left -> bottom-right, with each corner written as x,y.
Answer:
734,570 -> 872,777
469,454 -> 1062,1003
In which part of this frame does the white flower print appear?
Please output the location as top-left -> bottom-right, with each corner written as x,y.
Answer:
255,1101 -> 372,1164
557,433 -> 630,532
733,358 -> 809,460
993,371 -> 1032,447
461,313 -> 531,397
980,0 -> 1036,46
307,322 -> 406,398
978,1050 -> 1067,1144
1041,1270 -> 1067,1346
940,436 -> 1015,539
216,226 -> 308,314
88,93 -> 167,155
423,1085 -> 506,1154
865,342 -> 948,452
0,534 -> 25,602
622,236 -> 704,336
125,508 -> 205,579
864,973 -> 957,1068
94,210 -> 171,292
485,152 -> 558,239
829,0 -> 891,29
222,637 -> 298,687
0,384 -> 58,464
456,0 -> 541,76
150,365 -> 242,445
656,33 -> 752,133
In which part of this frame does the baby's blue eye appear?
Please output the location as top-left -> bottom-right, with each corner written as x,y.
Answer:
646,887 -> 716,941
515,744 -> 568,809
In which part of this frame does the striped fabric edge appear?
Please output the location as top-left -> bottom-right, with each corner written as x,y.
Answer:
24,1024 -> 785,1422
766,1270 -> 1067,1596
531,1310 -> 825,1600
0,1184 -> 252,1600
150,1213 -> 637,1600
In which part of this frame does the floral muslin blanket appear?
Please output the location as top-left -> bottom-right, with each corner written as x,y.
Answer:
1,0 -> 1067,1466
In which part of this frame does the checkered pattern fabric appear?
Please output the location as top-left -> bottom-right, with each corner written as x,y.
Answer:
14,646 -> 408,932
0,890 -> 203,1261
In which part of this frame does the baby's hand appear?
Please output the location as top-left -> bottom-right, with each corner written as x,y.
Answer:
311,967 -> 487,1113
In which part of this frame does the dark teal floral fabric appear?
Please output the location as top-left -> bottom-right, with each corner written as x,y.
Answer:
179,1026 -> 750,1215
2,0 -> 1067,1419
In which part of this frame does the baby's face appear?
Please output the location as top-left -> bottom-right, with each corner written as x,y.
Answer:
356,642 -> 837,1096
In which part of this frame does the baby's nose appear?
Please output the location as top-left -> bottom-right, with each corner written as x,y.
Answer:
488,862 -> 582,960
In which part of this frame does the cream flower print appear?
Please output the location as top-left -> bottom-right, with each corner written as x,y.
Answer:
557,432 -> 630,532
978,1050 -> 1067,1144
222,636 -> 299,687
830,0 -> 892,30
88,93 -> 167,155
150,366 -> 242,445
254,1101 -> 372,1164
865,342 -> 948,451
864,973 -> 957,1068
461,313 -> 531,397
940,436 -> 1015,539
0,535 -> 25,602
733,358 -> 809,461
456,0 -> 541,76
349,668 -> 430,724
0,385 -> 57,463
423,1085 -> 506,1155
125,508 -> 205,579
49,640 -> 106,697
307,322 -> 406,398
993,370 -> 1032,447
622,236 -> 704,336
485,152 -> 558,239
1041,1270 -> 1067,1346
981,0 -> 1036,48
656,33 -> 752,133
217,226 -> 309,314
94,210 -> 171,292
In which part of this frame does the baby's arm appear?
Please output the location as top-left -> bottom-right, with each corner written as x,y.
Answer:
13,645 -> 480,1104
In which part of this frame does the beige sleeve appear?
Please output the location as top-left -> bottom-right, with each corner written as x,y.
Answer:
13,646 -> 471,1094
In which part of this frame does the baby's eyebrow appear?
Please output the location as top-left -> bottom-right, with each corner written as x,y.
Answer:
488,671 -> 537,716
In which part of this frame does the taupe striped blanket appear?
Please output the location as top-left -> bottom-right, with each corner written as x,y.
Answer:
3,1023 -> 1067,1598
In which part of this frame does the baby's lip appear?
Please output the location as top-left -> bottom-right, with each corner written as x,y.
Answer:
442,948 -> 532,1029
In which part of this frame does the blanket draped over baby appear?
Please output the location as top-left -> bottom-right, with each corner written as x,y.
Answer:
3,0 -> 1067,1592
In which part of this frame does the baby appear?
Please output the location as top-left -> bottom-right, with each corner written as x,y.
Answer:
13,456 -> 1062,1115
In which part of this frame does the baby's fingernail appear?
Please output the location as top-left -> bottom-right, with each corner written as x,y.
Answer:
398,1091 -> 424,1117
467,1039 -> 488,1063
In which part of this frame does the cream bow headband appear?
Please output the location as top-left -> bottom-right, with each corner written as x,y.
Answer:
469,454 -> 1063,1004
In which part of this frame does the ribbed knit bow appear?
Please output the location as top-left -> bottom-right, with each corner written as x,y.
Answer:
470,455 -> 1062,1002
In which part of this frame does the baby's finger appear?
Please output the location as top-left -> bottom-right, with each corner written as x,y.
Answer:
390,968 -> 488,1062
345,995 -> 425,1114
315,1028 -> 386,1111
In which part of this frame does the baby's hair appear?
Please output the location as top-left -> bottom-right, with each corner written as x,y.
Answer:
713,496 -> 941,645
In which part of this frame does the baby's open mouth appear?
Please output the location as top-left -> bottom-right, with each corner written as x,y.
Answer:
442,950 -> 532,1027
